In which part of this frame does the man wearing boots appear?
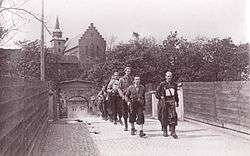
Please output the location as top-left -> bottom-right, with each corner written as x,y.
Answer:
156,71 -> 179,139
119,67 -> 133,131
97,85 -> 109,120
125,76 -> 146,137
107,72 -> 123,125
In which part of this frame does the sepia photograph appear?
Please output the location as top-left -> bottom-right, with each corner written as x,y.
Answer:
0,0 -> 250,156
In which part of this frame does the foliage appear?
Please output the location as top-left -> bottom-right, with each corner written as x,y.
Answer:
3,33 -> 248,87
8,40 -> 82,82
86,32 -> 249,87
15,40 -> 41,79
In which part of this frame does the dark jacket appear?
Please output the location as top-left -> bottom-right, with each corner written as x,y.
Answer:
156,81 -> 179,105
125,84 -> 146,105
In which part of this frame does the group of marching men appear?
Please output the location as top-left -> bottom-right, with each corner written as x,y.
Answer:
96,67 -> 179,139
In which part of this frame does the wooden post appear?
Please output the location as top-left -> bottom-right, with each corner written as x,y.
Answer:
40,0 -> 45,81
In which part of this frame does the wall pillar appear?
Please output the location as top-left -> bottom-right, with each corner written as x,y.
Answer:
151,92 -> 158,119
176,87 -> 184,121
48,90 -> 54,121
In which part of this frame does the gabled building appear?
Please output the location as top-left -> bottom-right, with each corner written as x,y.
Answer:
49,17 -> 106,64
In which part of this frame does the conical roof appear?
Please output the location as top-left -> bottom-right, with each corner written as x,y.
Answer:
55,16 -> 60,30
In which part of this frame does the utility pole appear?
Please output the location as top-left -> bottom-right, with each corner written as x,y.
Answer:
0,0 -> 3,7
40,0 -> 45,81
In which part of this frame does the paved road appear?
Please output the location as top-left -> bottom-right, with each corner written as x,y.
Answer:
86,116 -> 250,156
38,120 -> 100,156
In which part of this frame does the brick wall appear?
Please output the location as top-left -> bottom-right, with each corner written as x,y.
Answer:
0,77 -> 49,156
183,81 -> 250,134
78,23 -> 106,63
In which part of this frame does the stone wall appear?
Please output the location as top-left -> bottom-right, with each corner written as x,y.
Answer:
0,77 -> 49,156
183,81 -> 250,134
57,80 -> 97,118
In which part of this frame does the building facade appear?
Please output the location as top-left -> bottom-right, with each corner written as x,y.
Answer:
49,17 -> 106,64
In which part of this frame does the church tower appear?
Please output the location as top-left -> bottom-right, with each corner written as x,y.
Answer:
50,16 -> 66,55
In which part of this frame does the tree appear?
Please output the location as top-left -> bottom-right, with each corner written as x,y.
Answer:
0,0 -> 51,46
86,31 -> 249,88
87,33 -> 161,86
107,34 -> 117,51
15,40 -> 41,79
200,38 -> 249,81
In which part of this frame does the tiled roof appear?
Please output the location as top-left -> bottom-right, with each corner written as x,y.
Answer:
64,34 -> 81,52
47,53 -> 79,64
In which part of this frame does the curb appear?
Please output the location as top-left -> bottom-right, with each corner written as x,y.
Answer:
184,117 -> 250,141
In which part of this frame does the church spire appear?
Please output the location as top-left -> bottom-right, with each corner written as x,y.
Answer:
50,16 -> 65,55
52,16 -> 62,38
55,16 -> 60,30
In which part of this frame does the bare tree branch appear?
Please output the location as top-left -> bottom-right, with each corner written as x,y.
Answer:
0,7 -> 52,35
107,35 -> 117,51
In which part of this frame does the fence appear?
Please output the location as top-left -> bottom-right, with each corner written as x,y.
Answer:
0,77 -> 50,156
183,81 -> 250,134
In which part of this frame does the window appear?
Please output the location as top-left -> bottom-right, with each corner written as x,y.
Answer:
96,46 -> 99,56
72,106 -> 77,111
58,42 -> 61,46
90,43 -> 94,57
85,46 -> 88,55
58,48 -> 61,53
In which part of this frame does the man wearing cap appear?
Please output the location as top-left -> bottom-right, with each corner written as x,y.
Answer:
125,76 -> 146,137
156,71 -> 179,139
107,72 -> 123,125
119,67 -> 133,131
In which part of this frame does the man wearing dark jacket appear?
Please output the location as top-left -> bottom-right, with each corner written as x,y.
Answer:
156,71 -> 179,139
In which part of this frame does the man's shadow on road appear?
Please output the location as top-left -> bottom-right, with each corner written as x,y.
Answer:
145,128 -> 207,133
145,128 -> 220,139
146,133 -> 220,139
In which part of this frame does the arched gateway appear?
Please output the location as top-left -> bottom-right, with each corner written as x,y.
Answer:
57,79 -> 96,119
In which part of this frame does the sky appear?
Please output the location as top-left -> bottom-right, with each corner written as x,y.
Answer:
1,0 -> 249,48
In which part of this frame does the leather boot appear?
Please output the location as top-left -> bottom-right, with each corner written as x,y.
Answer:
163,127 -> 168,137
124,122 -> 128,131
131,128 -> 136,135
139,130 -> 146,137
119,118 -> 123,125
170,125 -> 178,139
